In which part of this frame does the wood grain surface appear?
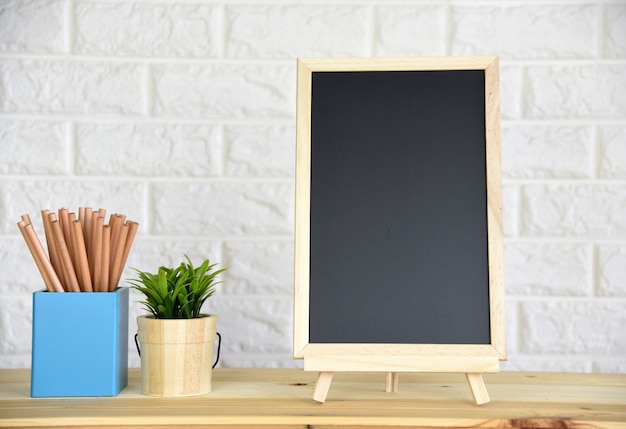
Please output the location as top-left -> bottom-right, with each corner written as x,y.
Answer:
1,368 -> 624,428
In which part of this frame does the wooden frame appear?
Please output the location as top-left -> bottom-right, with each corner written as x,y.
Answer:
294,57 -> 505,404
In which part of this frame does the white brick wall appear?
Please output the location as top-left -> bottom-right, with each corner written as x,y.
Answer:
0,0 -> 624,373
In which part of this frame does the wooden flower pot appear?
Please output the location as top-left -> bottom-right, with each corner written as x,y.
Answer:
136,314 -> 219,397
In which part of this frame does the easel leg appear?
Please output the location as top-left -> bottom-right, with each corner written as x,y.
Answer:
313,372 -> 333,403
465,373 -> 490,405
385,372 -> 399,393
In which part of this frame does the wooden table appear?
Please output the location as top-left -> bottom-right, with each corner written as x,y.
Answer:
1,368 -> 624,428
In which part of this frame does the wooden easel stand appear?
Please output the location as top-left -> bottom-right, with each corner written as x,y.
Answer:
313,371 -> 490,405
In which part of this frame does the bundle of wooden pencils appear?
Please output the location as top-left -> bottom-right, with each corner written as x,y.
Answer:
17,207 -> 138,293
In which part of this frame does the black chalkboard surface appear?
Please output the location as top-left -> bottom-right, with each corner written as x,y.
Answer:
309,70 -> 490,345
293,57 -> 505,404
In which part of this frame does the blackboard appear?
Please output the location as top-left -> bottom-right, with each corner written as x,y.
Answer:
294,57 -> 506,376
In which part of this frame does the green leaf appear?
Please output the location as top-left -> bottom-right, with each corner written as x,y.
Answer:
127,256 -> 226,319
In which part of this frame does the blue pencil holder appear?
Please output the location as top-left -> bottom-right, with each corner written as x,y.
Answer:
31,287 -> 129,397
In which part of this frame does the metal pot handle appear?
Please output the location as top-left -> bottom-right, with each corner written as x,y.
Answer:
212,332 -> 221,369
134,333 -> 140,356
134,331 -> 222,369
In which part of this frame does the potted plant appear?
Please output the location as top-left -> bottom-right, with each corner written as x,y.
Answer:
129,255 -> 226,397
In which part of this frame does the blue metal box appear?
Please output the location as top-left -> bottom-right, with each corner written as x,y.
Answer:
31,287 -> 129,397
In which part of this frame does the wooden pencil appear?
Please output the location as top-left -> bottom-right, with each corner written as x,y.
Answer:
70,219 -> 93,292
108,214 -> 124,269
83,207 -> 93,262
112,221 -> 138,290
51,219 -> 80,292
58,207 -> 72,258
109,221 -> 128,291
91,216 -> 104,292
41,211 -> 67,291
20,208 -> 138,293
101,224 -> 110,293
67,212 -> 78,270
17,221 -> 64,293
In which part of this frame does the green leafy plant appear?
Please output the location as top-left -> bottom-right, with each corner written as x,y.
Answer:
128,255 -> 226,319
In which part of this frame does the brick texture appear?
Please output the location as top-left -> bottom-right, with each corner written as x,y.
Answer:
0,0 -> 624,373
